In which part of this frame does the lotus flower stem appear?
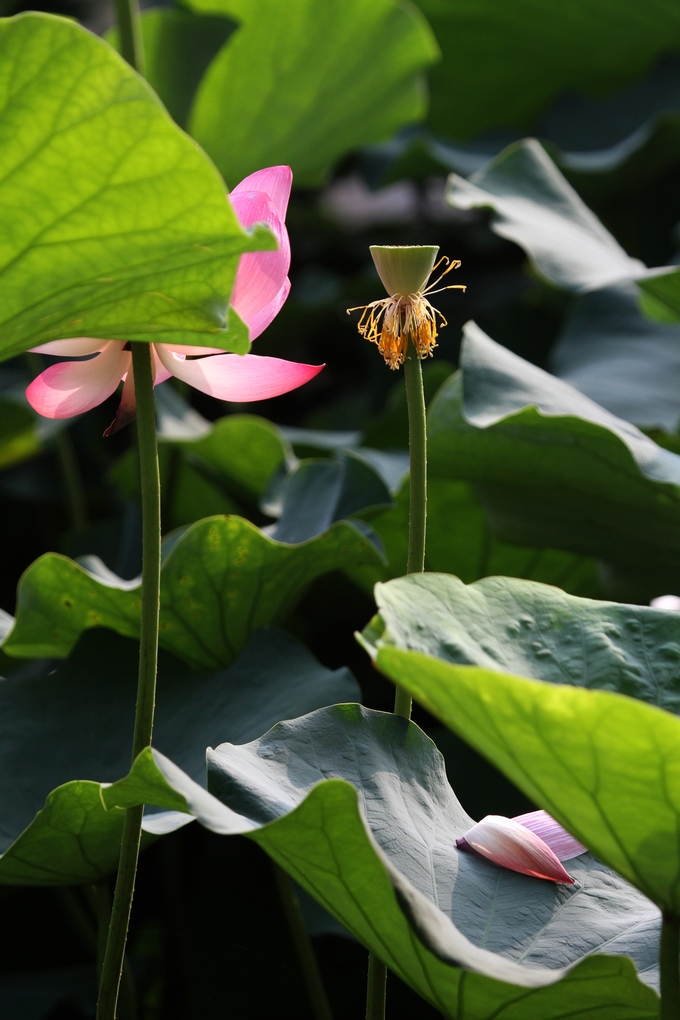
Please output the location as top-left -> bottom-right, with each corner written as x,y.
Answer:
98,5 -> 152,1011
392,344 -> 428,721
660,911 -> 680,1020
97,343 -> 161,1020
368,347 -> 429,1013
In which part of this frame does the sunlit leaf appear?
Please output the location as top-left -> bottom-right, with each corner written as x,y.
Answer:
0,13 -> 271,360
108,7 -> 236,128
187,0 -> 438,187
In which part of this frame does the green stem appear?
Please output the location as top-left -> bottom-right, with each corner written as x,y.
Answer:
96,342 -> 161,1020
404,349 -> 427,576
394,346 -> 427,720
365,952 -> 387,1020
272,864 -> 335,1020
366,348 -> 429,1015
113,0 -> 145,74
660,911 -> 680,1020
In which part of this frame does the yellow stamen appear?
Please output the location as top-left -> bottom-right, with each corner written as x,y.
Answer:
348,256 -> 465,370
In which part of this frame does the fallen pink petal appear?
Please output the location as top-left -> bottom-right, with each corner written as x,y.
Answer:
25,165 -> 322,432
650,595 -> 680,611
456,813 -> 579,884
513,809 -> 587,861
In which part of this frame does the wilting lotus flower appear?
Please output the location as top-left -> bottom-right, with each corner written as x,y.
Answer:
347,244 -> 466,370
456,809 -> 587,884
26,166 -> 322,434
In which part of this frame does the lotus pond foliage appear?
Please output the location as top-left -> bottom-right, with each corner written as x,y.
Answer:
1,0 -> 680,1018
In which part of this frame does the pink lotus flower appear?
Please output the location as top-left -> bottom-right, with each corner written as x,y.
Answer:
26,166 -> 322,434
456,809 -> 587,884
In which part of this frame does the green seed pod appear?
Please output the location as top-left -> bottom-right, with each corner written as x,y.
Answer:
369,245 -> 439,297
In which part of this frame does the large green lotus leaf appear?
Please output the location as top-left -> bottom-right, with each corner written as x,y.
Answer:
414,0 -> 680,140
428,322 -> 680,590
2,515 -> 383,669
186,0 -> 438,187
446,139 -> 646,293
0,13 -> 272,360
354,477 -> 602,598
362,572 -> 680,713
101,710 -> 660,1018
374,645 -> 680,920
0,626 -> 357,883
108,7 -> 236,128
551,285 -> 680,431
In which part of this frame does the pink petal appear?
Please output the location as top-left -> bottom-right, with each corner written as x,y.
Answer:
456,815 -> 575,884
155,344 -> 226,358
231,165 -> 292,222
26,342 -> 130,418
155,348 -> 323,402
240,277 -> 291,342
150,344 -> 173,386
104,369 -> 136,437
30,338 -> 108,356
514,810 -> 587,861
230,191 -> 290,335
650,595 -> 680,611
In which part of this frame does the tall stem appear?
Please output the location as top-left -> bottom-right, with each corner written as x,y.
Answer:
113,0 -> 145,74
96,342 -> 161,1020
404,349 -> 427,577
660,911 -> 680,1020
394,347 -> 427,719
366,348 -> 428,1018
